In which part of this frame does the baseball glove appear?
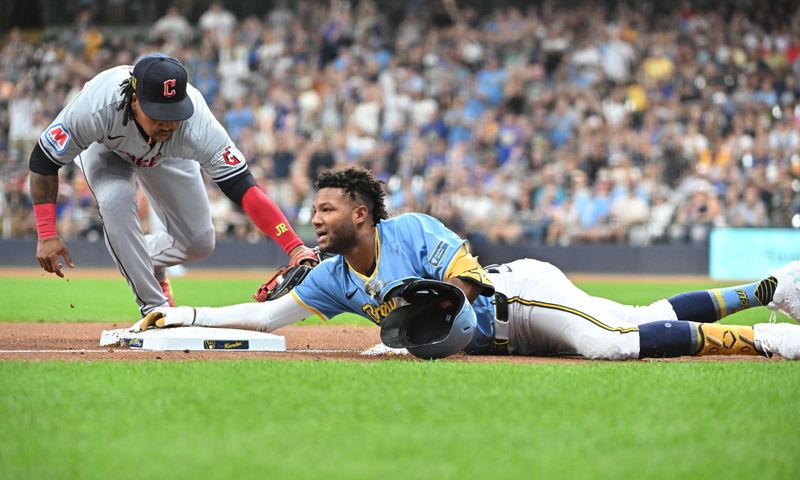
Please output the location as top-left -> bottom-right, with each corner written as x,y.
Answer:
253,265 -> 312,302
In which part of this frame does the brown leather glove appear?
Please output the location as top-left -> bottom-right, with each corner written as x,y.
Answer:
253,265 -> 313,302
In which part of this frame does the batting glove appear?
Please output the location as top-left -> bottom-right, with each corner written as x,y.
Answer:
132,311 -> 165,332
129,307 -> 196,332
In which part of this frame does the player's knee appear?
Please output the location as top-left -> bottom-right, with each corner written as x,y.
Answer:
184,228 -> 215,261
574,331 -> 639,360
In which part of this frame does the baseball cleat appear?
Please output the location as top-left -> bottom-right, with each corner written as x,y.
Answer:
768,260 -> 800,322
754,323 -> 800,360
160,279 -> 175,307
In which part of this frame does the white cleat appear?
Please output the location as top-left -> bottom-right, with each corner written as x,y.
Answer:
754,323 -> 800,360
768,260 -> 800,322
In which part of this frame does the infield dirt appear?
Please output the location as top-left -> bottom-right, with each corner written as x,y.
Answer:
0,267 -> 774,363
0,323 -> 772,364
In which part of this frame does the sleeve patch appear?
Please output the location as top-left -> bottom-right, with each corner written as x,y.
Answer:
429,241 -> 449,267
221,145 -> 243,166
45,124 -> 71,153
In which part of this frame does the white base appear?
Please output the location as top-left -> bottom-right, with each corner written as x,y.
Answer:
99,327 -> 286,352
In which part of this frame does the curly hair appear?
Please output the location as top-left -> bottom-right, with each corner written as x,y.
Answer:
315,167 -> 389,225
116,77 -> 135,126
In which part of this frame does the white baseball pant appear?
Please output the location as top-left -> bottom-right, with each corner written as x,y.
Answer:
76,143 -> 215,315
487,259 -> 678,359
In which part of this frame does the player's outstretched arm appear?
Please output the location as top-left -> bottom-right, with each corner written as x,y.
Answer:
215,171 -> 318,266
130,293 -> 309,333
30,171 -> 74,277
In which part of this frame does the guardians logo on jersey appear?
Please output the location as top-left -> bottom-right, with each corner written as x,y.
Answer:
362,298 -> 400,325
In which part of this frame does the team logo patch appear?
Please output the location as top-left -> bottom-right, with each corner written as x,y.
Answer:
204,340 -> 249,350
221,145 -> 243,166
45,123 -> 71,153
126,338 -> 144,348
365,278 -> 385,300
429,241 -> 449,267
163,79 -> 177,97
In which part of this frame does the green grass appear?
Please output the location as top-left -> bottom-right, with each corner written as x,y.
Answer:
0,277 -> 261,322
1,361 -> 798,480
0,276 -> 768,325
1,274 -> 797,478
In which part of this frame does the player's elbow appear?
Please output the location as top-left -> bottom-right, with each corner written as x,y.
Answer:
447,278 -> 482,303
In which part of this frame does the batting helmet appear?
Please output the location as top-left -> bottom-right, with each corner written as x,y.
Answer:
380,279 -> 477,359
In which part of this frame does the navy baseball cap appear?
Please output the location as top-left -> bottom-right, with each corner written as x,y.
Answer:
132,53 -> 194,121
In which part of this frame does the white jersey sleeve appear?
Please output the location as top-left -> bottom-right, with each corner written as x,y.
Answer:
36,65 -> 250,180
180,86 -> 248,182
38,66 -> 128,167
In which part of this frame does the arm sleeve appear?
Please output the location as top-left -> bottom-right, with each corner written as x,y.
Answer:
240,184 -> 304,255
29,142 -> 62,175
190,293 -> 310,332
216,170 -> 257,207
215,168 -> 303,255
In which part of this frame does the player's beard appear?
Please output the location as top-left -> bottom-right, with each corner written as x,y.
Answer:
320,221 -> 358,255
152,130 -> 174,142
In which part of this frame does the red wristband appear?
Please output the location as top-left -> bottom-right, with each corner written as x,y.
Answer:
33,203 -> 58,239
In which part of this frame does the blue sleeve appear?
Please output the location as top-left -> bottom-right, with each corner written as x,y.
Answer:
396,213 -> 467,281
292,261 -> 350,320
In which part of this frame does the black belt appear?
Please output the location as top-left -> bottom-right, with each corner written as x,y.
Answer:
491,292 -> 509,355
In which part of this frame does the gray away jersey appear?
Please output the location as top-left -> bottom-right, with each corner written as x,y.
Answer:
38,65 -> 247,182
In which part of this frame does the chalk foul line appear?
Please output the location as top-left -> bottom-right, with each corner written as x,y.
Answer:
0,348 -> 360,354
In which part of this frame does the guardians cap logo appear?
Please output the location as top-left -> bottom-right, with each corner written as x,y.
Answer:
132,53 -> 194,121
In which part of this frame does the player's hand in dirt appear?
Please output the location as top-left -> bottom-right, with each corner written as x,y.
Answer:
36,237 -> 74,278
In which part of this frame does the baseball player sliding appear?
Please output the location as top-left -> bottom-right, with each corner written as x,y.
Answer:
133,167 -> 800,361
30,53 -> 318,317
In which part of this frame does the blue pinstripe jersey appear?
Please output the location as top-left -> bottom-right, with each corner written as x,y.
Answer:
291,213 -> 495,351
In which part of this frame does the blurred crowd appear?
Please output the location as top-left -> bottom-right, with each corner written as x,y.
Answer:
1,0 -> 800,246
